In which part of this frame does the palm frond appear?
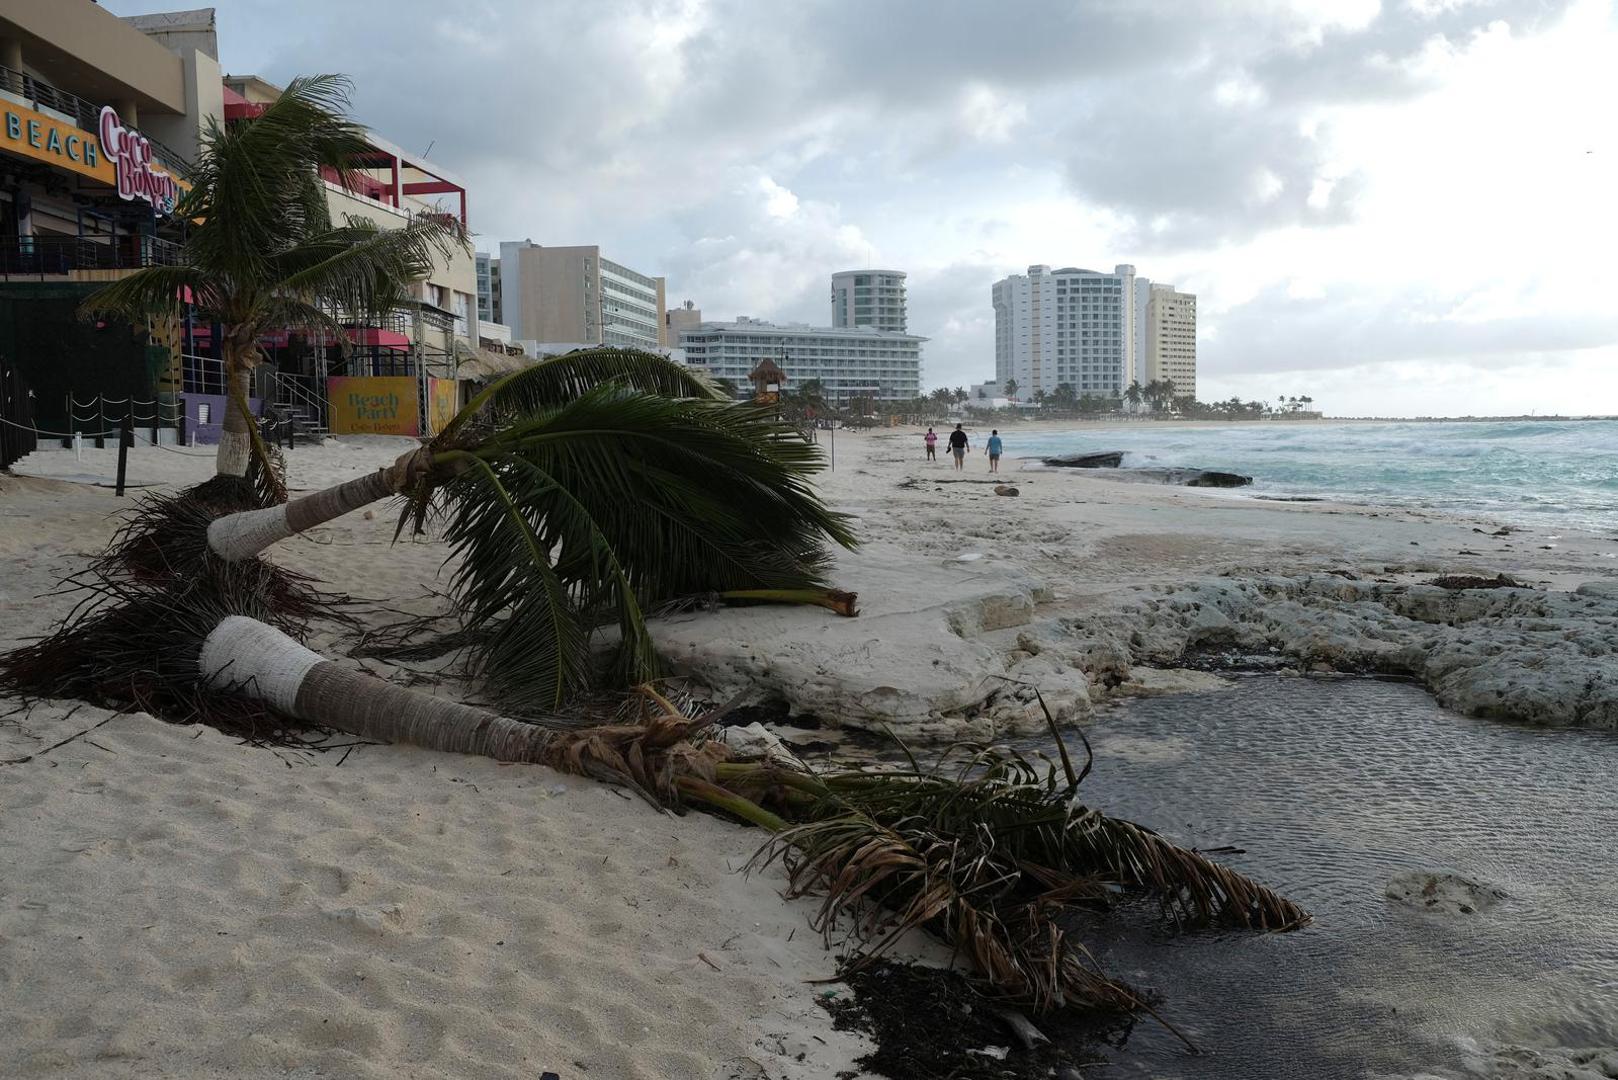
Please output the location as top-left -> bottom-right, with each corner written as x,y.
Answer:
177,75 -> 371,283
76,266 -> 212,324
436,346 -> 725,446
712,738 -> 1308,1018
272,213 -> 467,321
434,456 -> 593,711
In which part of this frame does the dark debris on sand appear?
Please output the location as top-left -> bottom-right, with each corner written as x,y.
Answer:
820,959 -> 1122,1080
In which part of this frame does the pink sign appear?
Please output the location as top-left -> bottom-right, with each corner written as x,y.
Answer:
98,106 -> 179,215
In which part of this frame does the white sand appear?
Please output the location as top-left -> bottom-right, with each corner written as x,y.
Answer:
3,426 -> 1615,1077
1,443 -> 872,1080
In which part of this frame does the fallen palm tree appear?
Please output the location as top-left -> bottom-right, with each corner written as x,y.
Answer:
93,348 -> 858,710
3,572 -> 1305,1032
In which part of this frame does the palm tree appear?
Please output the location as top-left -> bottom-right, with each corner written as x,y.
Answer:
1125,380 -> 1143,411
953,386 -> 967,405
82,75 -> 465,492
191,348 -> 859,710
1032,388 -> 1046,406
1003,378 -> 1019,402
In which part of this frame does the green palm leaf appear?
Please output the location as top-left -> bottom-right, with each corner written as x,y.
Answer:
422,384 -> 856,709
437,346 -> 725,446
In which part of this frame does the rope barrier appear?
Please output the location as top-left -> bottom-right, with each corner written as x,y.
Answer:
0,416 -> 120,439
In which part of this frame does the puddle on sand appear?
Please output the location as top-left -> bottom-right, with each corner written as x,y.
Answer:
1018,675 -> 1618,1079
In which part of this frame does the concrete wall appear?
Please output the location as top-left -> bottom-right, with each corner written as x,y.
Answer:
182,393 -> 261,445
0,1 -> 187,115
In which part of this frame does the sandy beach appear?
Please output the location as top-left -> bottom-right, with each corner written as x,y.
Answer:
4,427 -> 1616,1078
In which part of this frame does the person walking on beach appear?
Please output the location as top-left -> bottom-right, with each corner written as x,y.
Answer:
924,427 -> 938,462
986,429 -> 1003,474
947,424 -> 970,471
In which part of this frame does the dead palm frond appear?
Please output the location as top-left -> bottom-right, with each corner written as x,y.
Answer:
703,743 -> 1306,1018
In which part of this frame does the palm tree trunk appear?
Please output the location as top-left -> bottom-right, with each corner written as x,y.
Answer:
206,446 -> 429,562
217,349 -> 254,478
199,615 -> 593,761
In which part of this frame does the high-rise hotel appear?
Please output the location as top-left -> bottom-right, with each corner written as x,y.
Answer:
992,264 -> 1138,399
992,264 -> 1196,402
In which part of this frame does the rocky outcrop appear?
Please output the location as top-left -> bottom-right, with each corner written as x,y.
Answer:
656,549 -> 1618,736
1043,451 -> 1123,468
1184,470 -> 1253,488
1061,575 -> 1618,729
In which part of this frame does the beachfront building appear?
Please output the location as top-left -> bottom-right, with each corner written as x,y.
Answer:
475,251 -> 502,325
831,269 -> 907,333
1145,284 -> 1197,400
665,299 -> 702,342
218,74 -> 477,439
677,317 -> 924,405
0,2 -> 221,438
496,241 -> 666,351
992,264 -> 1138,401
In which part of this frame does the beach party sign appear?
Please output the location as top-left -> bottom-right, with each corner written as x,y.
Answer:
326,376 -> 422,436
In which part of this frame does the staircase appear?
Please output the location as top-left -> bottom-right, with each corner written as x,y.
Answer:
263,370 -> 329,442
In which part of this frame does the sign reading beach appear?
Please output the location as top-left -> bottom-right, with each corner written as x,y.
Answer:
326,376 -> 420,435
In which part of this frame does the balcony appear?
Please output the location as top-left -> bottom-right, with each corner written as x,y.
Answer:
0,64 -> 190,175
0,233 -> 182,277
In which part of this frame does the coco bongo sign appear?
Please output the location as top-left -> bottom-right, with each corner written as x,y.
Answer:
98,106 -> 180,216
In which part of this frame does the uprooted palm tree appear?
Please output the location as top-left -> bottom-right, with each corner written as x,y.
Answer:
100,347 -> 859,711
1,582 -> 1306,1032
81,74 -> 466,493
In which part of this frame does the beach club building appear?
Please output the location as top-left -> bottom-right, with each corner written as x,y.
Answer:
677,317 -> 924,406
0,2 -> 212,440
0,4 -> 481,448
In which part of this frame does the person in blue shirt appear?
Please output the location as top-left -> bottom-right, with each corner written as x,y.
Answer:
986,429 -> 1003,473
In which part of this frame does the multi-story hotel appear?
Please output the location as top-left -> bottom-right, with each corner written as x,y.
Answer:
830,269 -> 907,333
1145,284 -> 1197,399
495,241 -> 666,351
991,264 -> 1137,400
678,317 -> 924,404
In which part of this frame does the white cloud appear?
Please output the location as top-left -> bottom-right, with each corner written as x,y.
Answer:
102,0 -> 1618,415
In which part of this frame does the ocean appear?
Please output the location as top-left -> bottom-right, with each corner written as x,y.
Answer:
1007,419 -> 1618,534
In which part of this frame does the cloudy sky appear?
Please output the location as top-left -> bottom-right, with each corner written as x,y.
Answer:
114,0 -> 1618,416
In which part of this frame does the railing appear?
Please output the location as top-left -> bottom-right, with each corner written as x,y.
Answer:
264,368 -> 328,430
0,63 -> 191,175
0,234 -> 182,276
181,352 -> 226,396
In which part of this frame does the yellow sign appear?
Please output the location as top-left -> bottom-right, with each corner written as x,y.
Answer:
327,376 -> 421,435
0,101 -> 186,205
427,378 -> 458,435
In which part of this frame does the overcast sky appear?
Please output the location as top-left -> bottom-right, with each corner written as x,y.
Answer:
112,0 -> 1618,416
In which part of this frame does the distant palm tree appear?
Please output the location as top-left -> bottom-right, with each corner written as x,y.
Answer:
1032,388 -> 1047,405
1004,378 -> 1020,402
1125,380 -> 1143,410
82,75 -> 465,491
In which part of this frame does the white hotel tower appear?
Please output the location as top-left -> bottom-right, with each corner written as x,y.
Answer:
992,264 -> 1138,399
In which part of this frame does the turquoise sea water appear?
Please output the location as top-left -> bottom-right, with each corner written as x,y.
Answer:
1009,419 -> 1618,533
